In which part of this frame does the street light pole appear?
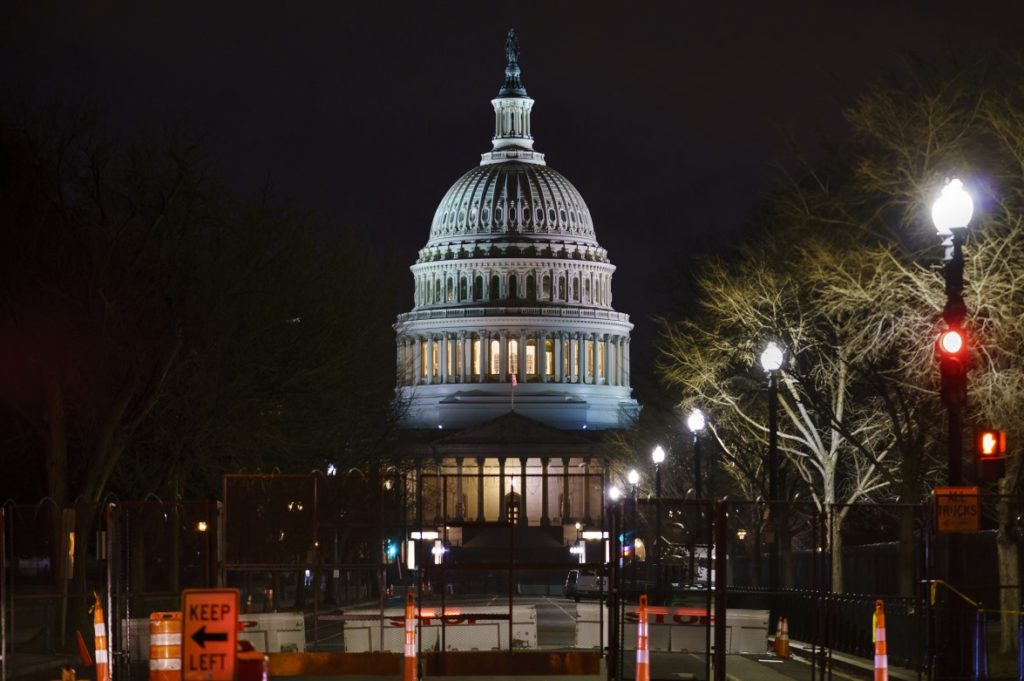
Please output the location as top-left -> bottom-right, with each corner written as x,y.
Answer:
627,469 -> 639,603
651,446 -> 665,603
760,342 -> 783,621
931,177 -> 974,679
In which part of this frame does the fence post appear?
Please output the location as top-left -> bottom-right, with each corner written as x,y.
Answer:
713,500 -> 727,681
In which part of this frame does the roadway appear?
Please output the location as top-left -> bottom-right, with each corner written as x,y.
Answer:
303,594 -> 877,680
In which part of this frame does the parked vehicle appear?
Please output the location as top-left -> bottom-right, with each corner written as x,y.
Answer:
563,568 -> 606,602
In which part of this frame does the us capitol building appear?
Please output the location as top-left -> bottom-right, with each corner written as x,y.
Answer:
391,31 -> 638,561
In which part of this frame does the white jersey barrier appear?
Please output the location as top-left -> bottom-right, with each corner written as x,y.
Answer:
342,605 -> 537,653
238,612 -> 306,653
123,611 -> 306,662
575,605 -> 768,654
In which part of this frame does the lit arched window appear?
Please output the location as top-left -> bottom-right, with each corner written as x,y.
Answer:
558,275 -> 566,300
489,340 -> 501,375
460,277 -> 468,301
447,278 -> 454,302
584,278 -> 591,302
434,279 -> 441,303
509,339 -> 519,375
541,275 -> 551,300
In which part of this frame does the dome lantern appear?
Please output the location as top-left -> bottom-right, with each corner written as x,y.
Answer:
483,28 -> 544,165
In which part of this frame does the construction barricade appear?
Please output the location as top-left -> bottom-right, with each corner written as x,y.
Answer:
873,600 -> 888,681
92,593 -> 110,681
149,612 -> 182,681
340,604 -> 536,652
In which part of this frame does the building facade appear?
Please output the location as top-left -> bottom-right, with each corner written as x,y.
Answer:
393,32 -> 637,560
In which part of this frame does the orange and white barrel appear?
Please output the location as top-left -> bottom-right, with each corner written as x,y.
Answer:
148,612 -> 182,681
92,593 -> 110,681
403,594 -> 417,681
635,595 -> 650,681
873,600 -> 888,681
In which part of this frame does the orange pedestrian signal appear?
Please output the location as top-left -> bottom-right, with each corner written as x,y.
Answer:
977,430 -> 1006,458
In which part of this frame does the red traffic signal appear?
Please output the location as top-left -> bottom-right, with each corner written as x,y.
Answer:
977,430 -> 1006,459
937,328 -> 967,357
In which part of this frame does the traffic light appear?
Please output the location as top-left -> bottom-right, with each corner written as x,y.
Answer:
384,540 -> 398,561
936,328 -> 968,407
976,428 -> 1007,482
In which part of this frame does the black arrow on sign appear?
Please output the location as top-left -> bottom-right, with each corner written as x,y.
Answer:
191,625 -> 228,648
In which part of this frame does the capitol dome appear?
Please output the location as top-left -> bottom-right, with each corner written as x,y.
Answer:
427,163 -> 600,250
394,30 -> 638,431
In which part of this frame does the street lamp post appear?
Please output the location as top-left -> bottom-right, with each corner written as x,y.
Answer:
607,485 -> 623,681
686,410 -> 707,587
931,177 -> 974,679
687,409 -> 707,498
627,469 -> 639,602
760,342 -> 783,621
651,445 -> 665,602
931,177 -> 973,487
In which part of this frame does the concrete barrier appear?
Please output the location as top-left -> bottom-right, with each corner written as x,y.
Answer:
238,612 -> 306,653
622,606 -> 768,654
342,605 -> 537,652
574,606 -> 768,654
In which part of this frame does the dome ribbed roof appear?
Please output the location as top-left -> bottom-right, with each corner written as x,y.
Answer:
427,162 -> 596,247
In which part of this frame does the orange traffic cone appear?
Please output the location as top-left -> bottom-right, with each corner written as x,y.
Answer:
772,617 -> 783,655
403,593 -> 418,681
778,617 -> 790,658
91,593 -> 110,681
635,595 -> 650,681
873,600 -> 888,681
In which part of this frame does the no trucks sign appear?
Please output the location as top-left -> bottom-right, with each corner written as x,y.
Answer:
934,486 -> 980,533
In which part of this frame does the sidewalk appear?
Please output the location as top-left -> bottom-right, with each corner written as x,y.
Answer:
4,653 -> 80,681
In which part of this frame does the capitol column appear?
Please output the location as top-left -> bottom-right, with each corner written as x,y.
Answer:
455,457 -> 465,520
519,457 -> 528,527
499,331 -> 509,381
479,331 -> 488,383
476,457 -> 486,522
577,333 -> 586,384
554,332 -> 563,383
460,332 -> 469,383
561,457 -> 572,522
598,333 -> 606,382
518,331 -> 527,383
624,338 -> 631,387
540,457 -> 550,525
539,332 -> 548,383
440,333 -> 449,384
413,336 -> 423,385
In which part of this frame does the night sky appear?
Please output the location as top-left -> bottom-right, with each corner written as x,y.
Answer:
4,2 -> 1024,383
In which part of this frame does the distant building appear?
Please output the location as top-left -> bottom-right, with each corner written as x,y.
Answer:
392,31 -> 638,570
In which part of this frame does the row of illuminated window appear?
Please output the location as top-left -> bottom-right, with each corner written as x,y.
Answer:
440,202 -> 587,231
397,335 -> 629,386
415,270 -> 611,307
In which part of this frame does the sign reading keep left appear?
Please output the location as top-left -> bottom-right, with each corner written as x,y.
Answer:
182,588 -> 239,681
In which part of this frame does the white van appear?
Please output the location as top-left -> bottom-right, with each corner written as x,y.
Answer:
563,568 -> 606,602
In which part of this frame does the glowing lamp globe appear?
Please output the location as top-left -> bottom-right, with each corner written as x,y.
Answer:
760,342 -> 783,372
627,469 -> 640,486
687,408 -> 706,433
932,178 -> 974,236
608,486 -> 623,501
938,328 -> 965,355
651,445 -> 665,464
